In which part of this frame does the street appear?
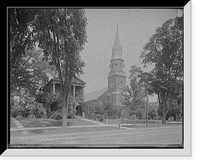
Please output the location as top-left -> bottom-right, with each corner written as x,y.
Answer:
10,125 -> 182,148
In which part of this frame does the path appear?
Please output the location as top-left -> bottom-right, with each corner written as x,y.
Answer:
79,117 -> 107,126
11,118 -> 24,129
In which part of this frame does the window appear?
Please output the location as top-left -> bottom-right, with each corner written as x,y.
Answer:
119,81 -> 122,88
111,83 -> 114,88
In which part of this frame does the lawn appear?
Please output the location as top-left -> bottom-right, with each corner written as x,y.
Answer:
43,125 -> 120,135
16,118 -> 96,128
16,118 -> 61,128
10,118 -> 18,129
106,118 -> 161,125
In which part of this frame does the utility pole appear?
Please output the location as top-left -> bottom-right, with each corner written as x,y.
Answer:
146,95 -> 149,127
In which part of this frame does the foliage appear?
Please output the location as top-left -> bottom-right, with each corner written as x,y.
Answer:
148,109 -> 157,120
10,45 -> 54,116
25,102 -> 46,118
50,111 -> 62,120
101,102 -> 115,119
9,8 -> 39,93
139,16 -> 183,124
122,66 -> 146,116
11,103 -> 24,118
34,9 -> 87,126
135,110 -> 143,119
9,8 -> 88,127
35,92 -> 61,118
11,97 -> 46,119
157,100 -> 182,120
83,100 -> 116,121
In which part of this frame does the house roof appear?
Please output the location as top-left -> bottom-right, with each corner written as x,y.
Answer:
84,87 -> 108,102
45,76 -> 86,87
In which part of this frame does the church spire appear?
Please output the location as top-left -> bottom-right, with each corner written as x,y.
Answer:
111,25 -> 123,61
114,25 -> 121,48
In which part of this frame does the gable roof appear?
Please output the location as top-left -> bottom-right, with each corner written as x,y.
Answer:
71,76 -> 86,85
84,87 -> 108,102
45,76 -> 86,87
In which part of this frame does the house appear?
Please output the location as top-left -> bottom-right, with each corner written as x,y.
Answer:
43,76 -> 86,116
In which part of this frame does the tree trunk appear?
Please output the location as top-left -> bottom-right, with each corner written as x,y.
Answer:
162,111 -> 167,124
161,94 -> 169,124
62,94 -> 68,127
62,88 -> 71,127
174,115 -> 177,121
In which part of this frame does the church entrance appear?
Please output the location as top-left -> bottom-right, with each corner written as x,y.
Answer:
76,105 -> 83,117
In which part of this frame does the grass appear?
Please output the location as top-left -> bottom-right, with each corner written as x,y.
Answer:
15,118 -> 96,128
16,118 -> 62,128
10,118 -> 182,138
121,122 -> 182,129
106,118 -> 161,125
10,119 -> 18,128
43,125 -> 120,135
10,125 -> 120,137
13,118 -> 179,128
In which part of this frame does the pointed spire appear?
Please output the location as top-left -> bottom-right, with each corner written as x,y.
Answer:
111,25 -> 123,61
114,24 -> 121,48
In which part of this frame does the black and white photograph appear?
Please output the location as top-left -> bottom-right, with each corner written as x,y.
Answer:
5,3 -> 192,157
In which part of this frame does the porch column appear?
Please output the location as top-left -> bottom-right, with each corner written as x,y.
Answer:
52,83 -> 55,94
81,87 -> 84,97
73,85 -> 76,98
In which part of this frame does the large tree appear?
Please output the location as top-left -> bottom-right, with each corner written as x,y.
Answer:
34,9 -> 87,127
9,8 -> 38,93
122,65 -> 146,117
140,16 -> 183,124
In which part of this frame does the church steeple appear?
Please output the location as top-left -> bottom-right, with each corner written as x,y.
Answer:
113,25 -> 121,48
111,25 -> 123,61
107,26 -> 126,106
108,26 -> 126,78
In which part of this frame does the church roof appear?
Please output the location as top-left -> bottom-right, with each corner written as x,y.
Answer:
84,87 -> 108,102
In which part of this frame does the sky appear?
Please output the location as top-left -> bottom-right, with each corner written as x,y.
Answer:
79,9 -> 179,100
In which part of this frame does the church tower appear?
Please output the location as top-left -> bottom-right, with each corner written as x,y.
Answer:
107,26 -> 126,106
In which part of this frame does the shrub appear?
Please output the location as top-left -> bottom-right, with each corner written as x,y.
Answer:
11,104 -> 24,118
50,111 -> 62,120
25,102 -> 46,118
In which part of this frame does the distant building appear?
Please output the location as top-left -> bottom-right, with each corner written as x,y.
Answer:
85,27 -> 126,111
148,101 -> 159,107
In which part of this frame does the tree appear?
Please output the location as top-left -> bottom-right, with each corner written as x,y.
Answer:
9,8 -> 59,96
15,48 -> 51,94
122,66 -> 146,117
148,109 -> 157,120
34,9 -> 87,127
9,8 -> 38,93
101,101 -> 114,120
140,16 -> 183,124
10,46 -> 54,119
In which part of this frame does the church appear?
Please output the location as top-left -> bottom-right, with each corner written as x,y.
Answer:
41,27 -> 127,118
84,27 -> 127,112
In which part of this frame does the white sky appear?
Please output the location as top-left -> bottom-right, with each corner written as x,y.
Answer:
79,9 -> 179,101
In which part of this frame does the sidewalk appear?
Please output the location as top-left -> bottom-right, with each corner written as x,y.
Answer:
11,118 -> 24,129
80,118 -> 107,126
